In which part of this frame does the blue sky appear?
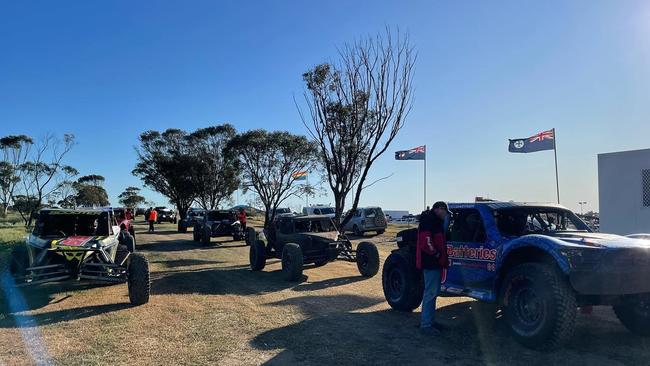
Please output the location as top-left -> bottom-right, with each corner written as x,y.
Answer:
1,0 -> 649,214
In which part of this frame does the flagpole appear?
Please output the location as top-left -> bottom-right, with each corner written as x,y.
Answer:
553,128 -> 560,204
424,145 -> 427,211
306,172 -> 309,208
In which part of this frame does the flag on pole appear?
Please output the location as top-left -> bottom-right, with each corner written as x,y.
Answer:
292,171 -> 308,181
395,145 -> 426,160
508,129 -> 555,153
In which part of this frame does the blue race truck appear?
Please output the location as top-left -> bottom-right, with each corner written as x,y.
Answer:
382,202 -> 650,350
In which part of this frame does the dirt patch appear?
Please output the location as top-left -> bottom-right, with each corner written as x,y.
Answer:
1,222 -> 650,365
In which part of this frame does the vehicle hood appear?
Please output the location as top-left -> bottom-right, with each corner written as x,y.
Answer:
28,234 -> 107,248
549,232 -> 650,249
306,231 -> 340,241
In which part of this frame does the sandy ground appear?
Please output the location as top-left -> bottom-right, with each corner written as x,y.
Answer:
2,222 -> 650,365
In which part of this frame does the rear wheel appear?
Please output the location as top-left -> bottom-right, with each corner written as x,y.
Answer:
613,294 -> 650,336
245,227 -> 257,246
281,243 -> 303,281
499,262 -> 576,350
193,226 -> 200,242
250,240 -> 267,271
202,226 -> 211,246
127,253 -> 150,306
356,241 -> 379,277
353,225 -> 362,236
123,233 -> 136,253
382,250 -> 423,311
377,229 -> 385,235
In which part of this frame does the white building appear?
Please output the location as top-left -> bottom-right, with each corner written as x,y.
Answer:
598,148 -> 650,234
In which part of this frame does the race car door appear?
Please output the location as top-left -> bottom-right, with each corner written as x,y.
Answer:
443,207 -> 498,301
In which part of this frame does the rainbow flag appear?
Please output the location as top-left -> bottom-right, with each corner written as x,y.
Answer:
292,171 -> 307,181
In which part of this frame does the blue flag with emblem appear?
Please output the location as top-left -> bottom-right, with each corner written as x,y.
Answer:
395,145 -> 426,160
508,129 -> 555,153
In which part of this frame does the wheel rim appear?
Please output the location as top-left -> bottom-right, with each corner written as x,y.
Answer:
387,267 -> 405,301
633,298 -> 650,317
358,249 -> 368,271
513,286 -> 545,327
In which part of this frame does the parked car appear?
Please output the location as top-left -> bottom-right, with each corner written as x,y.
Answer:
274,207 -> 295,218
382,202 -> 650,350
302,205 -> 335,218
249,215 -> 379,281
193,210 -> 244,245
2,208 -> 150,305
155,206 -> 177,224
178,208 -> 205,233
343,207 -> 387,236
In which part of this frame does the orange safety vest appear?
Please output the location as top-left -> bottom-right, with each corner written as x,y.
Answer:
149,210 -> 158,221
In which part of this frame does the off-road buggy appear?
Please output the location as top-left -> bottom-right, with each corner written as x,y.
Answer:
193,210 -> 244,245
2,208 -> 150,306
383,202 -> 650,350
178,208 -> 205,233
248,215 -> 380,281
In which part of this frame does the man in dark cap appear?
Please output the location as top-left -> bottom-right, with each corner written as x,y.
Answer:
417,201 -> 451,335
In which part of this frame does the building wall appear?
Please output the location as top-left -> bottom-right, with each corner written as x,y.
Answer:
598,148 -> 650,235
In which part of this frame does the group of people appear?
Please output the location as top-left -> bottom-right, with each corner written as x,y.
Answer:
143,207 -> 247,234
416,201 -> 452,336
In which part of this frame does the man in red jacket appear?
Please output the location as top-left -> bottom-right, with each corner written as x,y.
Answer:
417,201 -> 450,335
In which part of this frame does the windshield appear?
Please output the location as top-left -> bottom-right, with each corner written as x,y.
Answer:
207,211 -> 234,221
495,208 -> 590,236
294,219 -> 333,232
317,207 -> 334,215
276,208 -> 291,214
34,211 -> 111,238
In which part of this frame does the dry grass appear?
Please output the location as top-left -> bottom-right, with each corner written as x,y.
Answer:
1,222 -> 650,365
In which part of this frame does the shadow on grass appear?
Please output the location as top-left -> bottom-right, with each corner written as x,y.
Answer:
0,302 -> 130,328
292,275 -> 367,292
139,238 -> 247,252
151,258 -> 226,268
0,280 -> 115,314
252,297 -> 650,365
150,266 -> 302,296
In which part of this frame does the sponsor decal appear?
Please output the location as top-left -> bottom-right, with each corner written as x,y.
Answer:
447,244 -> 497,262
58,236 -> 93,247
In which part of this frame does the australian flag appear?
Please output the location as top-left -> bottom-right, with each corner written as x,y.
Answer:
395,145 -> 426,160
508,129 -> 555,153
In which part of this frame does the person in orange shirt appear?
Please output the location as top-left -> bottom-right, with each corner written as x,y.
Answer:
148,207 -> 158,233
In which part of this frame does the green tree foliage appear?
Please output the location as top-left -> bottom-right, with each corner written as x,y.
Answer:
229,130 -> 318,228
300,29 -> 415,226
187,125 -> 240,210
0,134 -> 33,216
118,186 -> 146,208
16,134 -> 76,226
73,174 -> 109,207
133,129 -> 198,220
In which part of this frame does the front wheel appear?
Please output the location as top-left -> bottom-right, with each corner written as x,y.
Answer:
250,240 -> 267,271
245,227 -> 257,246
127,253 -> 150,306
356,241 -> 379,277
499,262 -> 576,350
192,226 -> 200,242
178,221 -> 187,233
281,243 -> 303,282
353,225 -> 362,236
613,294 -> 650,336
202,226 -> 211,246
382,250 -> 423,312
123,233 -> 136,253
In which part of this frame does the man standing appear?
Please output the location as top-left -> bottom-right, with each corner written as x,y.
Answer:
148,207 -> 158,233
237,208 -> 247,232
417,201 -> 450,335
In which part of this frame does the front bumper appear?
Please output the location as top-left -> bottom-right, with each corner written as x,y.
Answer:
568,248 -> 650,295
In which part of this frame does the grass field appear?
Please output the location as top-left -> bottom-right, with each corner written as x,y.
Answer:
2,221 -> 650,365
